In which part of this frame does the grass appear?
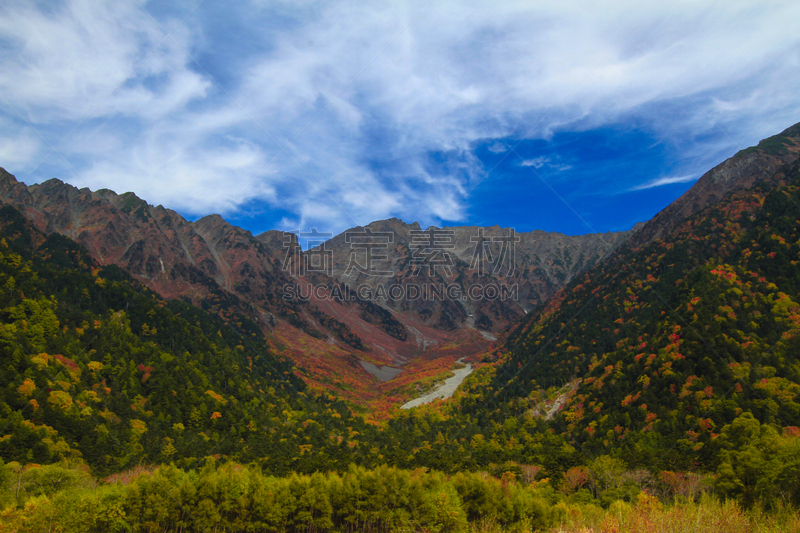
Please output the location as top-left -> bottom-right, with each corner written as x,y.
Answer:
546,493 -> 800,533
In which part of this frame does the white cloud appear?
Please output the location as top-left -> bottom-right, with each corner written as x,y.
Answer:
0,135 -> 39,169
630,174 -> 697,191
0,1 -> 207,123
1,0 -> 799,234
487,142 -> 507,153
520,157 -> 550,169
0,119 -> 40,168
73,124 -> 278,215
520,156 -> 572,173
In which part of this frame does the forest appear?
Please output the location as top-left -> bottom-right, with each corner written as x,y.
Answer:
1,160 -> 800,530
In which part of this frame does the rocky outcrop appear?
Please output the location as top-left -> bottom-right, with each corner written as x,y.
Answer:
0,171 -> 348,337
317,218 -> 634,333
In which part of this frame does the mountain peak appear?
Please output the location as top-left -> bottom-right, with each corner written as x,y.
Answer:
365,217 -> 420,231
195,213 -> 227,226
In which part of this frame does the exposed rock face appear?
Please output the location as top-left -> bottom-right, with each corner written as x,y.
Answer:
319,218 -> 634,333
629,122 -> 800,248
0,170 -> 346,339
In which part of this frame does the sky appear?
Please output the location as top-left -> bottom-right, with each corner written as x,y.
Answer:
1,0 -> 799,239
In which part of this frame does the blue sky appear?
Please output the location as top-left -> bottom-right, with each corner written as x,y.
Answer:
1,1 -> 800,239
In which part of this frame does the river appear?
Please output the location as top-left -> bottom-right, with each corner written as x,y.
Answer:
400,358 -> 474,409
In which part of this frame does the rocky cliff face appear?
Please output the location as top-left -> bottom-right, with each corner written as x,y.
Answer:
319,218 -> 634,334
0,172 -> 274,306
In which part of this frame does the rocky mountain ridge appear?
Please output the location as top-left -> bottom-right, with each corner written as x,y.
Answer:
0,168 -> 632,406
319,217 -> 635,334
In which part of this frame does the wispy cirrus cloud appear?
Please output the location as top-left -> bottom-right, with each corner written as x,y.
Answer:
1,0 -> 799,235
629,174 -> 697,191
520,157 -> 572,172
520,157 -> 550,169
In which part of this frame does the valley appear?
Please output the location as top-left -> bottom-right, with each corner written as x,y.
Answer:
0,169 -> 632,410
4,1 -> 800,530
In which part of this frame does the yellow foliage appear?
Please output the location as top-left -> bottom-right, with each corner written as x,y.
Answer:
47,390 -> 73,411
130,419 -> 147,437
30,353 -> 52,369
17,378 -> 36,397
205,389 -> 226,404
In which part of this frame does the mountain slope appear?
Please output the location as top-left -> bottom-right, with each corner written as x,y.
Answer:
477,136 -> 800,470
321,218 -> 634,335
629,122 -> 800,247
0,172 -> 423,403
0,205 -> 374,475
356,121 -> 800,483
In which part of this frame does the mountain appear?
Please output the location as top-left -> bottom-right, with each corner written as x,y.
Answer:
321,218 -> 634,335
0,205 -> 375,476
629,122 -> 800,247
442,121 -> 800,473
0,118 -> 800,502
0,171 -> 387,403
3,121 -> 800,533
0,169 -> 632,409
342,121 -> 800,496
